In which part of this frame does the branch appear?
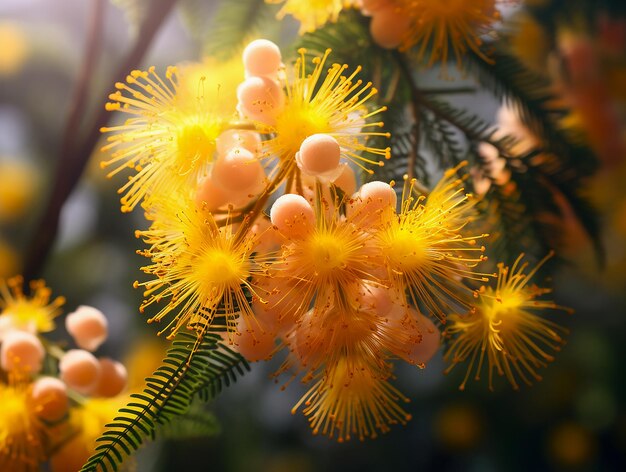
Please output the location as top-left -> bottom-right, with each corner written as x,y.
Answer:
23,0 -> 179,282
393,51 -> 510,158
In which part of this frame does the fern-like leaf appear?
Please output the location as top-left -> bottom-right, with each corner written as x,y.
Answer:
80,332 -> 249,472
465,46 -> 603,262
176,0 -> 219,41
157,406 -> 220,440
203,0 -> 279,59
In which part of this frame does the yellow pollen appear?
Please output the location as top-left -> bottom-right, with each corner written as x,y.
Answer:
273,103 -> 328,159
176,122 -> 219,170
198,249 -> 246,286
494,290 -> 525,312
306,233 -> 348,274
385,227 -> 427,271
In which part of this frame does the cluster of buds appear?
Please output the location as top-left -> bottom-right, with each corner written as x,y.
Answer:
0,278 -> 128,470
100,38 -> 569,442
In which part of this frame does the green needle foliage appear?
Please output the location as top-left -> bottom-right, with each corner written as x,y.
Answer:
80,333 -> 249,472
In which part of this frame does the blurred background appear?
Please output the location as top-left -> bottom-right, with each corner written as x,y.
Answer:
1,0 -> 625,470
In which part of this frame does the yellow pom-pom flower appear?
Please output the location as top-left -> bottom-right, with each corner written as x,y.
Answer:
0,277 -> 65,334
0,374 -> 46,472
101,63 -> 238,212
135,196 -> 270,341
444,252 -> 571,390
259,48 -> 390,184
366,0 -> 503,68
292,356 -> 411,442
376,164 -> 491,322
274,211 -> 380,320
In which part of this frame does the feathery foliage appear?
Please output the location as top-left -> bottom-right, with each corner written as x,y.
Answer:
203,0 -> 280,59
80,333 -> 249,472
466,45 -> 602,263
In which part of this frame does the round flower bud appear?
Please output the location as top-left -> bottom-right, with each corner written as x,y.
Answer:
243,39 -> 282,78
93,357 -> 128,398
270,194 -> 315,239
65,305 -> 108,352
195,175 -> 230,211
237,76 -> 284,125
350,181 -> 397,226
295,134 -> 341,179
216,129 -> 262,156
388,309 -> 440,366
370,7 -> 411,49
235,317 -> 275,362
0,330 -> 44,373
332,163 -> 357,196
212,146 -> 265,193
59,349 -> 101,395
29,377 -> 69,422
359,181 -> 397,209
252,276 -> 299,332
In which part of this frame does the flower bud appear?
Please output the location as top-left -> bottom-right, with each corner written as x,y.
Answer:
0,330 -> 44,373
270,194 -> 315,239
243,39 -> 282,78
65,305 -> 108,352
59,349 -> 101,395
93,357 -> 128,398
30,376 -> 69,422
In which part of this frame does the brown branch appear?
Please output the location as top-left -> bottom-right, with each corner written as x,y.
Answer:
62,0 -> 106,162
23,0 -> 179,282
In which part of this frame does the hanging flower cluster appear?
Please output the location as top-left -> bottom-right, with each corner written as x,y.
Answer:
0,277 -> 129,471
266,0 -> 506,69
99,39 -> 571,442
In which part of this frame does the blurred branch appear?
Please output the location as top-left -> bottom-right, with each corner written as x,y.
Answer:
64,0 -> 106,161
23,0 -> 178,282
392,52 -> 420,181
393,51 -> 508,157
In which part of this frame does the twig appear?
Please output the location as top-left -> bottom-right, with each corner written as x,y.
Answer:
393,51 -> 511,159
23,0 -> 179,282
393,52 -> 420,180
420,87 -> 476,94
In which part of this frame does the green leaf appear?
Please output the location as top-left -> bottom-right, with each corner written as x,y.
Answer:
465,45 -> 603,264
176,0 -> 224,43
80,332 -> 249,472
203,0 -> 281,59
157,406 -> 220,440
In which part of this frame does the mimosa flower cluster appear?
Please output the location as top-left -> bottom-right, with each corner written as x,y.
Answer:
100,39 -> 570,441
0,277 -> 129,471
